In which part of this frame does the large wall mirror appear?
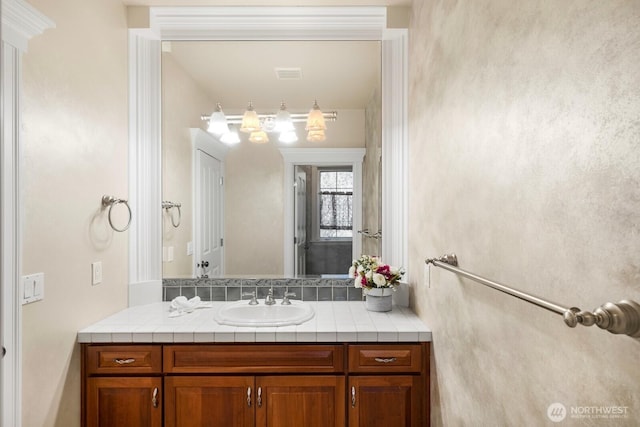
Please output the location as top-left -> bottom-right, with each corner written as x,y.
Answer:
128,7 -> 407,303
161,40 -> 381,278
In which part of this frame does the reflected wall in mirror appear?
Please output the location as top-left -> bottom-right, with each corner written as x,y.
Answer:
161,41 -> 382,278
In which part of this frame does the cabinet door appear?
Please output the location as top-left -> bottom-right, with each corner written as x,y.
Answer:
164,376 -> 255,427
86,377 -> 161,427
349,376 -> 421,427
256,376 -> 345,427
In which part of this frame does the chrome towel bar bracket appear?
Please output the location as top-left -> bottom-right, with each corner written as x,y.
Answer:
425,253 -> 640,338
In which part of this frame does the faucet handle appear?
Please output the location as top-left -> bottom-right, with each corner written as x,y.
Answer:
282,288 -> 296,305
242,291 -> 258,305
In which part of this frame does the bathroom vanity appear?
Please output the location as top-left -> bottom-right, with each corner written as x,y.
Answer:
78,301 -> 431,427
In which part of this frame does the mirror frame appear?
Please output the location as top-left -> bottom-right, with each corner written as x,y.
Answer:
127,6 -> 408,305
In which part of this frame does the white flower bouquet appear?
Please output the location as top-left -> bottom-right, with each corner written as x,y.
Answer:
348,255 -> 405,293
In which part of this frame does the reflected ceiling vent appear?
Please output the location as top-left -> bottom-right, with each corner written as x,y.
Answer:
275,67 -> 303,80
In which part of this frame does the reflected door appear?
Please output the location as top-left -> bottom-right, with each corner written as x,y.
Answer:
294,167 -> 307,276
195,149 -> 223,277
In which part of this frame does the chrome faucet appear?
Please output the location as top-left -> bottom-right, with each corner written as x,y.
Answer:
264,287 -> 276,305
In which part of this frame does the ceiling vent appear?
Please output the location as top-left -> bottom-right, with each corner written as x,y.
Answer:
275,67 -> 303,80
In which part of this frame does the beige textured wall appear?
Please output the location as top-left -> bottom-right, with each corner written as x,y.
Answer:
408,1 -> 640,426
20,0 -> 129,426
161,53 -> 214,278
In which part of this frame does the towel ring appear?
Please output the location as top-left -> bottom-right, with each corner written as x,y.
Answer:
162,201 -> 181,228
101,195 -> 132,232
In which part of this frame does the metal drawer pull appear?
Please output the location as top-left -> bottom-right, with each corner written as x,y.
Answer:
374,357 -> 397,363
114,358 -> 136,365
257,387 -> 262,408
351,386 -> 356,408
247,387 -> 251,407
152,387 -> 159,408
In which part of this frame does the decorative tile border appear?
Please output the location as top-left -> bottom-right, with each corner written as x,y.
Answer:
162,277 -> 361,302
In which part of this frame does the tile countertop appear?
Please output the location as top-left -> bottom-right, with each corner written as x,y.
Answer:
77,301 -> 432,344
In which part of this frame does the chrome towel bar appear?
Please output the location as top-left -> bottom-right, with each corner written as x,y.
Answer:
425,254 -> 640,338
357,229 -> 382,239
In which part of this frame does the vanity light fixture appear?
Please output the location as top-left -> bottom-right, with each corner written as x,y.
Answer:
202,100 -> 337,145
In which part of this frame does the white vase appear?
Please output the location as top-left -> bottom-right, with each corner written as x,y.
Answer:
364,287 -> 393,312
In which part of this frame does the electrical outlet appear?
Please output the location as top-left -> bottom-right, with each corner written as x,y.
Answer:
92,262 -> 102,285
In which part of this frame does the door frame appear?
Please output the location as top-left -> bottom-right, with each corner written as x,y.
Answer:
129,6 -> 408,300
293,166 -> 307,276
190,129 -> 228,278
1,2 -> 54,426
280,148 -> 365,276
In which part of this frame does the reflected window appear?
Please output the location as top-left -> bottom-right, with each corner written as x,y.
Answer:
318,168 -> 353,239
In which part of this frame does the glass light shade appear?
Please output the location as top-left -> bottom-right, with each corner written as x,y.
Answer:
305,100 -> 326,131
274,103 -> 295,133
249,130 -> 269,144
306,129 -> 326,142
220,127 -> 241,145
207,104 -> 229,136
279,130 -> 298,144
240,102 -> 261,133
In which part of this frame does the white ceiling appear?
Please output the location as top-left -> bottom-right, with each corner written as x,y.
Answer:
165,40 -> 381,114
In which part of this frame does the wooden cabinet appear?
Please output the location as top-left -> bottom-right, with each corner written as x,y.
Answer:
349,376 -> 421,427
82,343 -> 429,427
164,376 -> 254,427
164,375 -> 344,427
163,345 -> 345,427
256,376 -> 345,427
83,345 -> 163,427
347,344 -> 428,427
86,377 -> 162,427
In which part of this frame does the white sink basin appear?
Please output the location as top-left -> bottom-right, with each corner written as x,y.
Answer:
215,300 -> 315,327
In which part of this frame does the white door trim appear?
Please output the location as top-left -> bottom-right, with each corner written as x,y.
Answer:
129,7 -> 408,298
190,128 -> 229,278
1,2 -> 54,426
280,148 -> 365,276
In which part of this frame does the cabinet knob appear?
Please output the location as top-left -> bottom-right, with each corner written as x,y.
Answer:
374,357 -> 397,364
257,387 -> 262,408
247,387 -> 252,407
152,387 -> 159,408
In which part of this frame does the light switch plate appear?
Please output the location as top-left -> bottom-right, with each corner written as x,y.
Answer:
92,262 -> 102,285
22,273 -> 44,304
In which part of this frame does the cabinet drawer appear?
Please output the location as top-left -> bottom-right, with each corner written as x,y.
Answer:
164,344 -> 344,374
348,344 -> 422,373
85,345 -> 162,375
